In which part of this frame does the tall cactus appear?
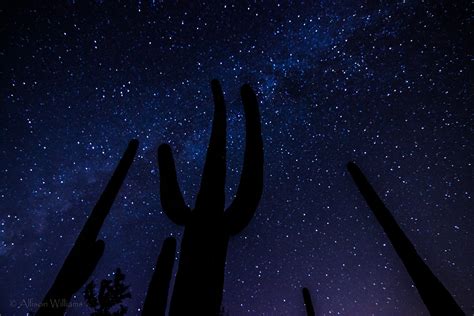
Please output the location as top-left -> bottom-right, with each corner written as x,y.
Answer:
347,162 -> 464,315
36,139 -> 139,316
302,287 -> 315,316
157,80 -> 264,315
142,237 -> 177,316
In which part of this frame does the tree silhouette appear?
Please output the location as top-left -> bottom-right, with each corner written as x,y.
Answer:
158,80 -> 264,315
35,140 -> 138,316
347,161 -> 464,315
84,268 -> 132,316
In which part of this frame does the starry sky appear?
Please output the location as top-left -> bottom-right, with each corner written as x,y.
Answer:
0,1 -> 472,315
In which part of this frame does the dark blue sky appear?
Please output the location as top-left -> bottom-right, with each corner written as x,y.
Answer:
1,1 -> 472,315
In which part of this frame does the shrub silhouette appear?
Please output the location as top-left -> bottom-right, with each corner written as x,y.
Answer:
157,80 -> 264,315
347,161 -> 464,315
84,268 -> 132,316
35,140 -> 138,316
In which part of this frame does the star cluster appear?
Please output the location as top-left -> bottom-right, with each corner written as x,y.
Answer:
0,1 -> 472,315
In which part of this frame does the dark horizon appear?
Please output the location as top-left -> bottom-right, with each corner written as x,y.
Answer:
1,1 -> 472,315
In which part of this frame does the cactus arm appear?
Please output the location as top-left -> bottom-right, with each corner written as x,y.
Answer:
302,287 -> 315,316
224,84 -> 264,235
347,161 -> 464,315
142,237 -> 177,316
36,140 -> 138,316
195,79 -> 227,211
158,144 -> 191,225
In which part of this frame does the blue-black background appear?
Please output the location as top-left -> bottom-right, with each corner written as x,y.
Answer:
1,1 -> 472,315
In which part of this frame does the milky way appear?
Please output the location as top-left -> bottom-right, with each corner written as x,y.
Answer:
1,1 -> 472,315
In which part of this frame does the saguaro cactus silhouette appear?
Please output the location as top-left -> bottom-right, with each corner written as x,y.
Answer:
302,287 -> 315,316
142,237 -> 177,316
36,139 -> 138,316
158,80 -> 263,315
347,162 -> 464,315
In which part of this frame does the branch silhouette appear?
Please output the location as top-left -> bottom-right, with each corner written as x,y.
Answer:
36,139 -> 138,316
158,80 -> 264,315
347,161 -> 464,315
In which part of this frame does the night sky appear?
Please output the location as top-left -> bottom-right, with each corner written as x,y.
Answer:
1,1 -> 472,315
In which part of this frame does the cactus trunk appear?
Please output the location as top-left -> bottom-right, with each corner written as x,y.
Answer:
347,162 -> 464,315
36,140 -> 138,316
143,237 -> 177,316
158,80 -> 263,315
302,287 -> 315,316
169,220 -> 229,315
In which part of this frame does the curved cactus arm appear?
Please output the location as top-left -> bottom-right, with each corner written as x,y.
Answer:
224,84 -> 264,235
142,237 -> 177,316
195,79 -> 227,211
302,287 -> 315,316
36,140 -> 138,316
158,144 -> 191,226
347,161 -> 464,315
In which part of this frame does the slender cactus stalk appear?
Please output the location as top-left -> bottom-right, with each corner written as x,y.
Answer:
158,80 -> 264,315
36,140 -> 138,316
142,237 -> 177,316
302,287 -> 315,316
347,162 -> 464,316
